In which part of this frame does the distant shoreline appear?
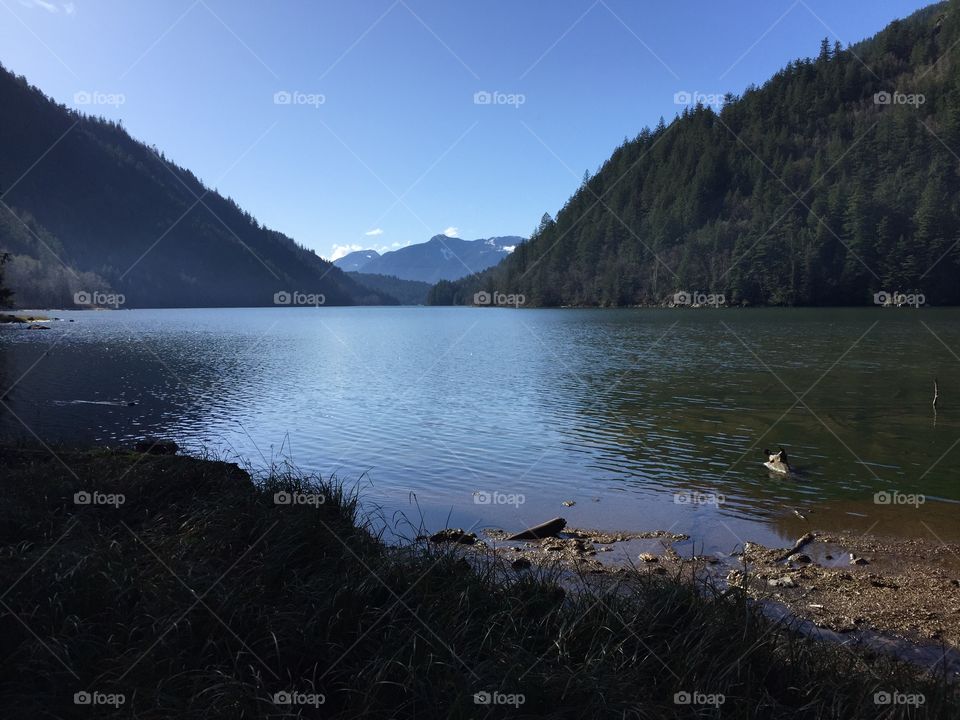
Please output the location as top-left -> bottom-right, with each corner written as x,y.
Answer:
1,304 -> 953,314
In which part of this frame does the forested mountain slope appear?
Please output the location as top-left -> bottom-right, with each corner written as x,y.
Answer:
430,2 -> 960,307
0,65 -> 393,308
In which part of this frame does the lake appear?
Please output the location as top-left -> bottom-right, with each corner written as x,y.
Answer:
2,307 -> 958,556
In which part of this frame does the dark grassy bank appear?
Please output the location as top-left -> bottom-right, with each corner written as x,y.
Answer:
0,447 -> 956,719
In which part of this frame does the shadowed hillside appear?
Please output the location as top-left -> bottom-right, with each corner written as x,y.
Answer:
0,65 -> 395,308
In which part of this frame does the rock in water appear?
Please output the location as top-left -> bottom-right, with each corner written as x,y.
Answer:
507,517 -> 567,541
428,528 -> 477,545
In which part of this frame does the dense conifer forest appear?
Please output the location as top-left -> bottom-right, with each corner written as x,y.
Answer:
430,2 -> 960,307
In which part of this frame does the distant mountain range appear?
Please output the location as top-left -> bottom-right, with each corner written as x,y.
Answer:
334,235 -> 523,283
335,250 -> 382,273
0,64 -> 394,308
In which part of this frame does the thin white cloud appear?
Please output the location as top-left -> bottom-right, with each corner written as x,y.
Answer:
329,243 -> 364,261
443,226 -> 459,237
63,2 -> 75,14
19,0 -> 60,12
364,228 -> 383,236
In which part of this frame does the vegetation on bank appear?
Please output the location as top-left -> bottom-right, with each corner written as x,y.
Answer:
0,447 -> 956,718
430,2 -> 960,308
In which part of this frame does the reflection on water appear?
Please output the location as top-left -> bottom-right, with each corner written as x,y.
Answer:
1,307 -> 958,552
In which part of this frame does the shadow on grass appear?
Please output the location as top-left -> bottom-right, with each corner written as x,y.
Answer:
0,446 -> 956,718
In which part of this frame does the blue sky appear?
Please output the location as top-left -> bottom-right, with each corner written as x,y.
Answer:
1,0 -> 932,260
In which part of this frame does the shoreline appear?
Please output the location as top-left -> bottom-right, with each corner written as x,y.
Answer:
2,444 -> 958,718
1,304 -> 955,313
463,522 -> 960,675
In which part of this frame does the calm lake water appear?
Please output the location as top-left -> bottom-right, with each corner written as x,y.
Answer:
2,307 -> 958,555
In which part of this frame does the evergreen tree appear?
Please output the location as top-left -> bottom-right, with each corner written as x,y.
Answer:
0,252 -> 13,307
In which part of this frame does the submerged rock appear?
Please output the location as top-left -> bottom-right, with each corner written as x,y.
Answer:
429,528 -> 477,545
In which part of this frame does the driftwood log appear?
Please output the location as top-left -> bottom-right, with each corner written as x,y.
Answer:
775,532 -> 816,562
507,517 -> 566,541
